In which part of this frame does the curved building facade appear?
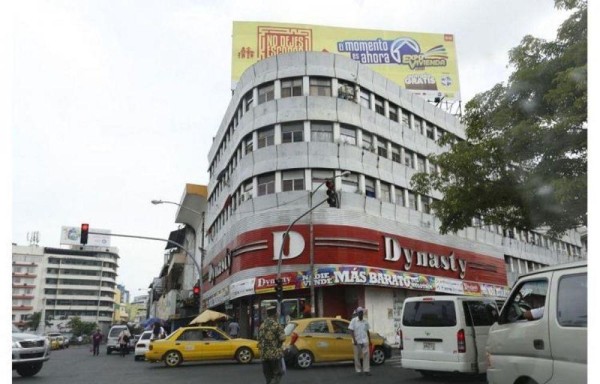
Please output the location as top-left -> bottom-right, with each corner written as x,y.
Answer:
202,52 -> 585,341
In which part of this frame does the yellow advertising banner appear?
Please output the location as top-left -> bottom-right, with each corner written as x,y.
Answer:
232,21 -> 461,102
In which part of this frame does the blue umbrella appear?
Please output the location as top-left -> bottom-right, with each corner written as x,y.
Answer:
142,317 -> 165,329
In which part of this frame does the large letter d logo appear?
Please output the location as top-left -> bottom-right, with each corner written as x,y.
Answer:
273,231 -> 305,260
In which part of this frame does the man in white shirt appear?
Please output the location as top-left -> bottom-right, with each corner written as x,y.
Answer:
348,307 -> 371,376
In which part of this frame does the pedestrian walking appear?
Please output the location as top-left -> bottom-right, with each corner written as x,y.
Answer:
91,329 -> 103,356
349,307 -> 371,376
228,318 -> 240,338
257,306 -> 285,384
118,329 -> 131,357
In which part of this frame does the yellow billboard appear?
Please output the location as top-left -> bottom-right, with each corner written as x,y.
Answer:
232,21 -> 461,102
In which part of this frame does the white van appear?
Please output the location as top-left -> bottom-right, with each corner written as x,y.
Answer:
106,325 -> 129,355
400,295 -> 499,377
486,261 -> 587,384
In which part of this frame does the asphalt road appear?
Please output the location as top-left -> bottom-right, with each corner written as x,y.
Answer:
13,344 -> 486,384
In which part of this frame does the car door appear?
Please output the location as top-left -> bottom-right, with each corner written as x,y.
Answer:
199,328 -> 232,360
330,319 -> 354,361
463,299 -> 498,373
175,329 -> 203,361
301,319 -> 336,362
547,267 -> 587,383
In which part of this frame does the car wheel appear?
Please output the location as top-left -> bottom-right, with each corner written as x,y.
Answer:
164,350 -> 183,367
235,347 -> 253,364
371,346 -> 386,365
295,350 -> 314,369
16,362 -> 43,377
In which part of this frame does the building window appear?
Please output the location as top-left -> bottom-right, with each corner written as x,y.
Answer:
417,155 -> 426,172
395,188 -> 405,206
359,88 -> 371,108
377,138 -> 388,158
244,134 -> 253,154
380,182 -> 392,202
257,83 -> 275,104
407,191 -> 417,210
401,111 -> 410,130
257,173 -> 275,196
413,116 -> 424,134
339,124 -> 357,145
244,90 -> 253,111
362,131 -> 373,151
311,122 -> 333,142
341,172 -> 359,193
426,124 -> 435,140
282,170 -> 305,191
388,103 -> 399,122
281,122 -> 304,143
281,78 -> 303,97
338,80 -> 355,101
242,180 -> 253,201
309,77 -> 331,96
374,96 -> 384,115
437,128 -> 446,141
312,169 -> 334,190
422,196 -> 432,214
365,177 -> 376,198
257,126 -> 274,148
391,144 -> 401,163
428,161 -> 437,175
404,149 -> 414,168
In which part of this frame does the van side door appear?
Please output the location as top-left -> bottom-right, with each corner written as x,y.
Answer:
547,267 -> 587,383
463,299 -> 497,373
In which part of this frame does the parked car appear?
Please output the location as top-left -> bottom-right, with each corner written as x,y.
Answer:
400,295 -> 499,377
145,326 -> 259,367
486,261 -> 587,384
106,325 -> 129,355
12,325 -> 51,377
283,317 -> 392,369
46,332 -> 66,349
134,331 -> 153,361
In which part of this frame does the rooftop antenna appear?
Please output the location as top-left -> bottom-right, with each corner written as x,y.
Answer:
27,231 -> 40,246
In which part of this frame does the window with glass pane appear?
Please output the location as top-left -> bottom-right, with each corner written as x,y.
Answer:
404,149 -> 414,168
311,169 -> 334,190
338,80 -> 355,100
428,162 -> 437,174
309,77 -> 331,96
281,122 -> 304,143
422,196 -> 432,213
395,188 -> 405,206
245,90 -> 253,111
362,131 -> 373,150
339,125 -> 357,145
245,134 -> 253,153
257,173 -> 275,196
374,96 -> 384,115
389,103 -> 399,122
413,116 -> 423,134
243,180 -> 253,200
392,144 -> 401,163
408,191 -> 417,210
401,111 -> 410,130
281,78 -> 302,98
341,173 -> 359,193
381,182 -> 391,202
282,170 -> 305,192
257,127 -> 274,148
365,177 -> 376,198
427,125 -> 435,139
257,83 -> 274,104
377,138 -> 388,157
417,155 -> 426,172
437,128 -> 446,141
359,88 -> 371,108
311,122 -> 333,142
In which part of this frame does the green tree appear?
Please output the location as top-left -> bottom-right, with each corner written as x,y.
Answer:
67,316 -> 98,336
28,312 -> 41,331
412,0 -> 586,236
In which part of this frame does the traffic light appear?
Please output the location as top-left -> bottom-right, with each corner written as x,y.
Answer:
80,223 -> 89,245
325,180 -> 338,208
274,278 -> 283,301
193,283 -> 200,305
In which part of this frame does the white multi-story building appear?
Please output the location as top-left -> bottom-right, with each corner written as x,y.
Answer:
12,243 -> 119,333
198,52 -> 584,341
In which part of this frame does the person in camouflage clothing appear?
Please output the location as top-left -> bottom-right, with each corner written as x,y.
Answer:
258,306 -> 285,384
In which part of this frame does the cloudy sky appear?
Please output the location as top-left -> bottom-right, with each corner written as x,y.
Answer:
8,1 -> 577,297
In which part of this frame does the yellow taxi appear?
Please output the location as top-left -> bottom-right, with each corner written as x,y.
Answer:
283,317 -> 392,369
145,326 -> 260,367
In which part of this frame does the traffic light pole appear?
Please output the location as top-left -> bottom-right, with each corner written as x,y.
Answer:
87,231 -> 203,314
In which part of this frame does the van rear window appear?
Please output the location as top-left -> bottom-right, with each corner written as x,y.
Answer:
109,328 -> 125,337
402,301 -> 456,327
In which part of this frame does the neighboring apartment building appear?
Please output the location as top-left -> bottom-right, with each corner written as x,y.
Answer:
198,52 -> 585,341
12,243 -> 119,333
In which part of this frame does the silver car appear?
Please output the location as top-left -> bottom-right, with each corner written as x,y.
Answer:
12,325 -> 51,377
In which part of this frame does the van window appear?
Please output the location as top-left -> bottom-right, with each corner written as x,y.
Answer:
557,273 -> 587,327
402,301 -> 457,327
463,301 -> 498,326
109,327 -> 126,337
500,279 -> 548,324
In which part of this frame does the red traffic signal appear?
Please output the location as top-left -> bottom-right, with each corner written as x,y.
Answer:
193,284 -> 200,296
325,180 -> 338,208
80,223 -> 89,245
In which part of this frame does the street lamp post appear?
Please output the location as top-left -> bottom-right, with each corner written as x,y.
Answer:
276,170 -> 349,319
151,200 -> 206,313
